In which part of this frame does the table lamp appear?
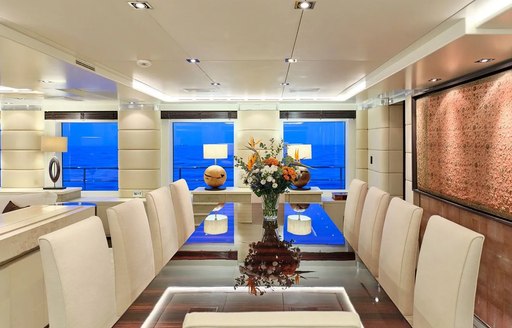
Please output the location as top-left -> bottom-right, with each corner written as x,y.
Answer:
204,213 -> 228,235
287,144 -> 312,190
41,136 -> 68,189
203,144 -> 228,190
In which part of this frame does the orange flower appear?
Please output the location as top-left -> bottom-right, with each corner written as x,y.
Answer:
247,154 -> 257,170
282,166 -> 297,181
248,136 -> 261,148
263,157 -> 279,166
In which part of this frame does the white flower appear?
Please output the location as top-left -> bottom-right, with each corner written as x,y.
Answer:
261,180 -> 266,185
272,183 -> 278,188
247,177 -> 253,183
253,169 -> 259,173
266,176 -> 273,182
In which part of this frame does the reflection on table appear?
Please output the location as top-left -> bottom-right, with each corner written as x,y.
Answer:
114,202 -> 410,328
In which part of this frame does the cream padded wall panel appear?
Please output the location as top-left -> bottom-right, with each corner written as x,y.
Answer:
368,171 -> 389,191
1,131 -> 43,150
356,110 -> 368,129
405,181 -> 413,203
405,96 -> 412,125
118,110 -> 161,130
1,111 -> 44,131
368,106 -> 389,129
119,170 -> 160,189
368,150 -> 388,173
118,130 -> 160,150
389,174 -> 403,196
388,128 -> 403,151
388,151 -> 403,173
405,125 -> 412,153
356,150 -> 368,169
356,169 -> 368,182
389,105 -> 403,128
368,128 -> 388,150
119,150 -> 160,170
2,170 -> 43,187
237,110 -> 281,130
2,151 -> 44,170
406,153 -> 412,182
356,130 -> 368,149
236,130 -> 282,150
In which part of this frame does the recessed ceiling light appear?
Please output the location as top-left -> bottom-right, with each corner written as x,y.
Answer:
136,59 -> 152,68
281,82 -> 290,86
294,1 -> 315,9
428,78 -> 442,82
211,82 -> 221,86
285,58 -> 298,63
128,1 -> 152,9
186,58 -> 200,63
475,58 -> 495,63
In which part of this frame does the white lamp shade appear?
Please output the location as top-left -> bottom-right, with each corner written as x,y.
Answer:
41,136 -> 68,152
203,144 -> 228,159
204,214 -> 228,235
287,144 -> 312,160
287,215 -> 312,235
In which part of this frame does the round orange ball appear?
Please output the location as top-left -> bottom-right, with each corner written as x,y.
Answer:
204,165 -> 227,188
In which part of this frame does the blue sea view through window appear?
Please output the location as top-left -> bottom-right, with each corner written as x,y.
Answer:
284,121 -> 346,189
173,122 -> 234,190
62,122 -> 118,190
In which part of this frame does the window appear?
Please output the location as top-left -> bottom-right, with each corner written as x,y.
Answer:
172,122 -> 234,190
284,121 -> 346,189
62,122 -> 118,190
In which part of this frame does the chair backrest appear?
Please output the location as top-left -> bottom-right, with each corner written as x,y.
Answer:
38,216 -> 117,328
107,199 -> 155,316
183,311 -> 362,328
378,197 -> 423,319
413,215 -> 484,328
357,186 -> 390,277
146,186 -> 180,273
169,179 -> 196,245
343,179 -> 368,252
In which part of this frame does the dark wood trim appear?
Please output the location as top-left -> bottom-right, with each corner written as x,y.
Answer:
411,99 -> 418,190
161,111 -> 237,120
173,250 -> 238,260
414,189 -> 512,227
301,251 -> 355,261
45,111 -> 118,120
279,110 -> 356,120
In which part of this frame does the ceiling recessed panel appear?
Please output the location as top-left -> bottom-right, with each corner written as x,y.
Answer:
151,0 -> 301,60
197,61 -> 288,99
283,60 -> 379,98
294,0 -> 474,61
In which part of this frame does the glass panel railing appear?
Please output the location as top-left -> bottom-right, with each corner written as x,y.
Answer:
63,167 -> 118,191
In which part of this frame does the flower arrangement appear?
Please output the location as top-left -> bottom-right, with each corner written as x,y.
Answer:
234,220 -> 306,295
235,137 -> 302,220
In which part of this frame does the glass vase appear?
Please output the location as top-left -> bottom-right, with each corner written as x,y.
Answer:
261,193 -> 279,221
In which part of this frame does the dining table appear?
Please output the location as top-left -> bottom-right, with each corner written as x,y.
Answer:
113,202 -> 411,328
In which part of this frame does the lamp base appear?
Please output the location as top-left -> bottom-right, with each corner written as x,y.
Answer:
290,185 -> 311,191
43,186 -> 67,190
205,186 -> 226,191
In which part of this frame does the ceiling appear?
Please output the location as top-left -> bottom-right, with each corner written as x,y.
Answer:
0,0 -> 511,106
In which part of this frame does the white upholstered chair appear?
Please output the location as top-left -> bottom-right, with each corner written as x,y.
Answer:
413,215 -> 484,328
146,186 -> 180,273
38,216 -> 117,328
107,199 -> 155,316
169,179 -> 196,246
182,311 -> 362,328
378,197 -> 423,322
357,186 -> 390,278
342,179 -> 368,252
